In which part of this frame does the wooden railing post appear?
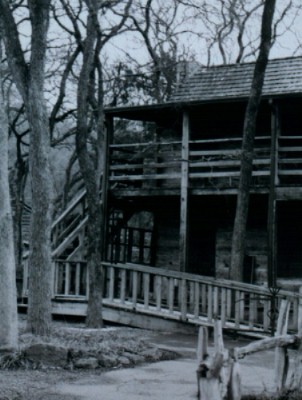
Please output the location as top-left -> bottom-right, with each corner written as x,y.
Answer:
179,110 -> 189,273
274,299 -> 290,392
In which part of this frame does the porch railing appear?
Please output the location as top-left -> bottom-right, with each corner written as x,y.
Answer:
53,260 -> 302,335
109,136 -> 272,190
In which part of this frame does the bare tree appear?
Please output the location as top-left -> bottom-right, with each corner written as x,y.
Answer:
125,0 -> 191,102
52,0 -> 131,327
0,0 -> 53,335
0,40 -> 18,352
229,0 -> 276,281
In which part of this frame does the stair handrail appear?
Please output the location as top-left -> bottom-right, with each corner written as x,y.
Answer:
52,189 -> 87,229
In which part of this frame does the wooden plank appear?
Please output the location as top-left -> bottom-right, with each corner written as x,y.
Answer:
197,326 -> 209,364
143,273 -> 150,310
190,170 -> 269,178
207,285 -> 213,323
189,159 -> 270,168
278,170 -> 302,175
278,158 -> 302,164
236,334 -> 298,359
220,288 -> 226,327
235,291 -> 241,329
168,278 -> 175,314
274,299 -> 290,392
75,263 -> 80,296
240,292 -> 245,321
65,263 -> 70,296
180,279 -> 187,320
108,266 -> 115,301
190,149 -> 241,157
292,298 -> 298,332
110,161 -> 181,170
110,140 -> 182,149
194,282 -> 200,319
190,135 -> 269,144
120,269 -> 126,304
226,289 -> 232,318
278,135 -> 302,140
155,276 -> 162,311
201,284 -> 207,314
279,146 -> 302,151
179,110 -> 190,272
213,286 -> 219,318
248,295 -> 256,329
109,173 -> 181,181
132,271 -> 138,307
263,299 -> 270,331
189,282 -> 195,313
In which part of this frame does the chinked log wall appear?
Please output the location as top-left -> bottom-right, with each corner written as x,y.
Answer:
52,261 -> 302,336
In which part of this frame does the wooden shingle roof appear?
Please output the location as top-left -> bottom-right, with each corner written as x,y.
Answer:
170,56 -> 302,103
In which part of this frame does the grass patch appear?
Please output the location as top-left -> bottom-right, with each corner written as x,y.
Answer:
243,390 -> 302,400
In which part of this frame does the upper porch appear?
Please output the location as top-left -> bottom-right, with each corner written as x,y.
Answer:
105,96 -> 302,198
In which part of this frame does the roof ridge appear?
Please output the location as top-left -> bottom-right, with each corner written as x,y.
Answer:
202,55 -> 302,69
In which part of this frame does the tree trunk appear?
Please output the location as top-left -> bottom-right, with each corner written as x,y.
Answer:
26,87 -> 53,335
230,0 -> 276,281
25,0 -> 53,335
0,43 -> 18,351
76,8 -> 104,328
0,0 -> 53,335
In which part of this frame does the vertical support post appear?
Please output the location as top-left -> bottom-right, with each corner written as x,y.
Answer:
267,100 -> 279,287
101,115 -> 112,261
179,110 -> 190,272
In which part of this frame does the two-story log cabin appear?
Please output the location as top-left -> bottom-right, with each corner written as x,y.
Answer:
102,56 -> 302,291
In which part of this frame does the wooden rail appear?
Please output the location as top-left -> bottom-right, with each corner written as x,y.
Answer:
51,189 -> 88,259
109,135 -> 302,189
52,261 -> 302,335
109,137 -> 272,190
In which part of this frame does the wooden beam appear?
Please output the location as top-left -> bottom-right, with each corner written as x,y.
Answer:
179,110 -> 190,272
267,101 -> 279,287
101,115 -> 113,258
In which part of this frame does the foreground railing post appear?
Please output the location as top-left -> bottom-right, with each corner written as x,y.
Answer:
196,321 -> 240,400
274,299 -> 290,392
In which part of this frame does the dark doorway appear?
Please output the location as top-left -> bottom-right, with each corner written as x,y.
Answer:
277,201 -> 302,278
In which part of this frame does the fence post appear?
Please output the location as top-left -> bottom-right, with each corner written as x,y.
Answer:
290,287 -> 302,390
298,286 -> 302,335
274,298 -> 290,392
196,322 -> 232,400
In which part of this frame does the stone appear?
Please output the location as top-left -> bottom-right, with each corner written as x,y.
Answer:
122,352 -> 145,364
97,354 -> 118,368
141,347 -> 162,361
25,343 -> 68,367
74,357 -> 99,369
118,356 -> 131,366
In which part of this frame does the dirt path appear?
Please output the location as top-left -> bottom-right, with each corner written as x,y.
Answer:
42,354 -> 277,400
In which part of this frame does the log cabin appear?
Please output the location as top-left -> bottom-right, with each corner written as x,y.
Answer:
103,56 -> 302,291
19,56 -> 302,333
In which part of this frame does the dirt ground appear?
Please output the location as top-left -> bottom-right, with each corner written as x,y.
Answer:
0,316 -> 178,400
1,317 -> 301,400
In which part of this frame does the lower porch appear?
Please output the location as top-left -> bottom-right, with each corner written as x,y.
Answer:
20,260 -> 302,337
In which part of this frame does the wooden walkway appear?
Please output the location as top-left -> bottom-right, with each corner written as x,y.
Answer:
50,261 -> 302,336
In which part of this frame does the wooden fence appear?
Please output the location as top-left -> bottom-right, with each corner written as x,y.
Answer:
51,261 -> 302,336
196,298 -> 302,399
